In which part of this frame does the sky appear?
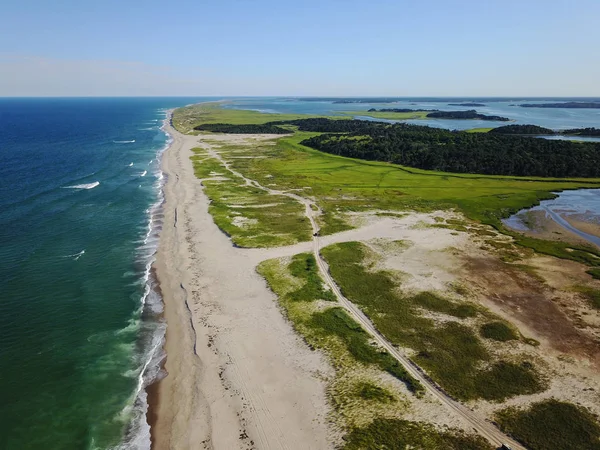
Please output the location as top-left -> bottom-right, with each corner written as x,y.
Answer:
1,0 -> 599,96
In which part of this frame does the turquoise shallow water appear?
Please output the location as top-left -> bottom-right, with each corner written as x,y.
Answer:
0,97 -> 209,449
1,96 -> 599,449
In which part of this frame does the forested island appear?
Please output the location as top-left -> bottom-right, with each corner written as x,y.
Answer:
560,127 -> 600,137
489,125 -> 554,135
196,118 -> 600,178
427,110 -> 510,121
448,102 -> 486,107
490,124 -> 600,137
366,108 -> 510,121
518,102 -> 600,108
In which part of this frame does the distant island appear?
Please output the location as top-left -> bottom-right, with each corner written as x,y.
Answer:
368,108 -> 438,113
448,102 -> 486,107
367,108 -> 510,121
518,102 -> 600,108
302,98 -> 403,104
490,124 -> 600,137
427,110 -> 510,121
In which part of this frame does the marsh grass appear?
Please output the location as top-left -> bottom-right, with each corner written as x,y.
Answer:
320,241 -> 545,401
480,321 -> 520,342
353,381 -> 396,403
496,399 -> 600,450
342,418 -> 493,450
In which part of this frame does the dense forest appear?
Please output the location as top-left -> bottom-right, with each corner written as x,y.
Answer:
489,125 -> 554,135
491,125 -> 600,137
561,127 -> 600,137
426,110 -> 510,121
518,102 -> 600,108
291,119 -> 600,178
194,123 -> 291,134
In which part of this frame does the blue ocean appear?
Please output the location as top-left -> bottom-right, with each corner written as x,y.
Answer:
0,98 -> 209,449
1,96 -> 599,449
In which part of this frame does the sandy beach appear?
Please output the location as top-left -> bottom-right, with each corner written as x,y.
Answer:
149,115 -> 334,450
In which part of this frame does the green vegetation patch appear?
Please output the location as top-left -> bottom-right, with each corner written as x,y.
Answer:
480,321 -> 519,341
574,285 -> 600,309
311,307 -> 423,395
343,418 -> 492,450
413,291 -> 478,318
257,256 -> 429,430
287,253 -> 336,302
496,399 -> 600,450
190,149 -> 312,247
587,268 -> 600,280
353,381 -> 395,403
320,241 -> 545,401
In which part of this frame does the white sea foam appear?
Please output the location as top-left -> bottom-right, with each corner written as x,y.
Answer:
114,140 -> 136,144
61,250 -> 85,260
140,171 -> 147,177
63,181 -> 100,190
113,110 -> 175,450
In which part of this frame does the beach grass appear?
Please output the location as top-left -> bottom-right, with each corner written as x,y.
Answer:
257,255 -> 492,446
496,399 -> 600,450
320,241 -> 545,401
190,148 -> 312,247
587,268 -> 600,280
342,418 -> 493,449
479,321 -> 520,341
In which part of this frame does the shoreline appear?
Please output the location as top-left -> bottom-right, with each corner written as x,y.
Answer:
146,112 -> 333,449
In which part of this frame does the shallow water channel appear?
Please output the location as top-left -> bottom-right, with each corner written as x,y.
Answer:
503,189 -> 600,248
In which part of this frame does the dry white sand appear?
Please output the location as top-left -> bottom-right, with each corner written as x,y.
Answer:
152,118 -> 334,450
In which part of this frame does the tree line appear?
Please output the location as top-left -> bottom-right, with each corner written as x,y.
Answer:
294,120 -> 600,178
193,118 -> 600,178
